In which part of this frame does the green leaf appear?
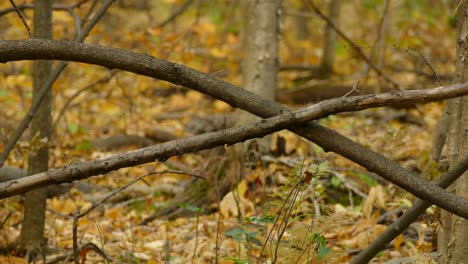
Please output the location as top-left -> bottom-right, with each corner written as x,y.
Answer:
225,227 -> 246,241
225,227 -> 259,243
362,0 -> 382,10
309,233 -> 327,246
0,89 -> 9,97
225,258 -> 252,264
331,176 -> 341,188
75,140 -> 94,151
317,245 -> 332,259
178,202 -> 204,213
67,122 -> 79,134
308,233 -> 332,259
348,171 -> 377,187
245,215 -> 275,225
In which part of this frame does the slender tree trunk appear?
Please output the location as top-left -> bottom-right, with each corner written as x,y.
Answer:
295,2 -> 309,40
375,0 -> 391,92
140,0 -> 281,223
238,0 -> 280,154
437,3 -> 468,263
320,0 -> 341,74
361,0 -> 392,92
18,0 -> 53,257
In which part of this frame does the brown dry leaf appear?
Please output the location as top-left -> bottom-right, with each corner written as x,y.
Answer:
144,240 -> 166,251
219,186 -> 254,219
352,224 -> 387,249
105,206 -> 123,220
362,185 -> 386,218
362,190 -> 375,218
408,247 -> 438,264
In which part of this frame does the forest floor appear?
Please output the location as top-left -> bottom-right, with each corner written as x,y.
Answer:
0,1 -> 456,263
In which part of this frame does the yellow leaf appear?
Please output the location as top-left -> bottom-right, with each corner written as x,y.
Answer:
227,33 -> 238,44
181,51 -> 193,62
210,47 -> 225,58
394,233 -> 404,250
49,197 -> 77,215
0,256 -> 28,264
196,21 -> 217,34
213,100 -> 232,112
105,206 -> 122,219
237,180 -> 248,197
220,191 -> 254,218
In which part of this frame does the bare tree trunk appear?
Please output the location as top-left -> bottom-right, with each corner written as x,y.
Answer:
320,0 -> 341,74
239,0 -> 280,154
18,0 -> 52,257
374,0 -> 391,92
437,3 -> 468,263
295,2 -> 309,40
140,0 -> 280,223
361,0 -> 392,92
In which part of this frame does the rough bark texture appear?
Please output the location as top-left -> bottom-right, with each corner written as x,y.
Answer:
438,4 -> 468,263
18,0 -> 53,255
351,156 -> 468,263
239,0 -> 279,147
1,84 -> 468,217
1,40 -> 468,218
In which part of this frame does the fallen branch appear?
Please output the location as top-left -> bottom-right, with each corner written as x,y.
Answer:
0,82 -> 467,218
351,156 -> 468,263
155,0 -> 195,28
0,40 -> 467,218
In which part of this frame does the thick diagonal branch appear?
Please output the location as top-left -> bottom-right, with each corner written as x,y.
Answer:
0,73 -> 466,217
0,39 -> 467,218
351,155 -> 468,263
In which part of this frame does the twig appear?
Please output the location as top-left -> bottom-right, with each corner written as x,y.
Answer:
416,50 -> 442,85
81,0 -> 98,26
75,242 -> 111,264
351,156 -> 468,263
156,0 -> 195,28
0,211 -> 12,231
331,171 -> 367,199
362,0 -> 391,88
389,47 -> 444,84
52,70 -> 116,129
72,170 -> 202,263
342,80 -> 360,97
1,1 -> 89,38
1,40 -> 468,216
0,0 -> 116,168
8,0 -> 31,38
303,0 -> 400,89
1,81 -> 468,217
0,1 -> 89,16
